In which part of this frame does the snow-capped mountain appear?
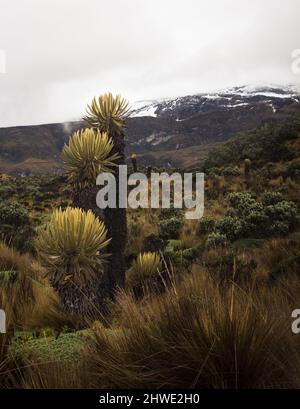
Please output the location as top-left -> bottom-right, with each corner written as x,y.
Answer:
125,84 -> 300,156
0,85 -> 300,174
131,85 -> 300,120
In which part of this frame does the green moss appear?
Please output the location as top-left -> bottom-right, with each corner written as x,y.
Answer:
10,331 -> 87,363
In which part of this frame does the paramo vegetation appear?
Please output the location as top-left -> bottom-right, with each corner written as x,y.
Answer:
0,95 -> 300,388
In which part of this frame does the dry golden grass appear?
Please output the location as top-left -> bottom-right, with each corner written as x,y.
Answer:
256,238 -> 300,278
180,220 -> 199,249
1,238 -> 300,389
0,242 -> 78,389
1,173 -> 300,389
0,242 -> 38,331
0,242 -> 69,333
20,360 -> 88,389
84,268 -> 300,389
126,208 -> 160,255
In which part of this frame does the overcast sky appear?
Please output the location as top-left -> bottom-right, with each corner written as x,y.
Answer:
0,0 -> 299,127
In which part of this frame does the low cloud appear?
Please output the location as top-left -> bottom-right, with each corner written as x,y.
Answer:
0,0 -> 299,126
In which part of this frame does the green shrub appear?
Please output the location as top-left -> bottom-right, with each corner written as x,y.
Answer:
242,208 -> 269,237
261,191 -> 283,206
206,167 -> 221,176
0,184 -> 14,200
159,217 -> 183,239
0,202 -> 30,227
222,166 -> 241,177
226,192 -> 257,216
196,217 -> 215,236
165,248 -> 196,267
222,192 -> 299,240
206,232 -> 228,248
0,202 -> 35,252
265,201 -> 298,236
216,216 -> 242,241
165,240 -> 182,251
142,234 -> 165,252
164,240 -> 196,267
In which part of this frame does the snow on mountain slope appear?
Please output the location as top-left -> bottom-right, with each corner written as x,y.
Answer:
1,84 -> 300,174
131,103 -> 158,117
131,84 -> 300,120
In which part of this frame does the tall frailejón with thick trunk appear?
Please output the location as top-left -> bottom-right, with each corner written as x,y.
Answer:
59,128 -> 119,313
83,93 -> 130,294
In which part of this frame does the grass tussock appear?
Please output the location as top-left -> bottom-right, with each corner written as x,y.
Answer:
0,242 -> 69,334
0,242 -> 38,332
84,270 -> 300,389
20,361 -> 88,389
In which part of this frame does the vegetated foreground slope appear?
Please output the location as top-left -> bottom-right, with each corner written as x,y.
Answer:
1,110 -> 300,388
1,98 -> 300,388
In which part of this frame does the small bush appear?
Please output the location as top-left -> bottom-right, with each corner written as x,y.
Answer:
261,191 -> 283,206
164,240 -> 197,267
0,202 -> 35,252
0,184 -> 14,200
226,192 -> 257,215
266,201 -> 298,232
196,217 -> 215,236
222,166 -> 241,177
142,234 -> 165,252
159,217 -> 183,239
220,192 -> 299,240
202,249 -> 256,283
0,202 -> 30,227
206,232 -> 228,248
216,216 -> 242,241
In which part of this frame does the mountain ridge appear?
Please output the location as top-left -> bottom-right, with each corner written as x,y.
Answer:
0,85 -> 299,174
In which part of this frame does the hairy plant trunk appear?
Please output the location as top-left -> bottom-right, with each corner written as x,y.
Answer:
104,131 -> 127,295
74,130 -> 127,294
71,131 -> 128,304
66,132 -> 127,314
53,279 -> 109,318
